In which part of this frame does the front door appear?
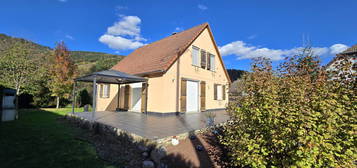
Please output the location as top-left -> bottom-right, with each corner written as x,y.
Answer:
186,80 -> 199,112
131,83 -> 142,112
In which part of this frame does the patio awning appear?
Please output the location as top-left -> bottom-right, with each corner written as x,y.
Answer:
75,70 -> 147,84
72,70 -> 148,117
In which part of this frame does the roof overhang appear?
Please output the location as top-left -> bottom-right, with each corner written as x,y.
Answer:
75,70 -> 147,84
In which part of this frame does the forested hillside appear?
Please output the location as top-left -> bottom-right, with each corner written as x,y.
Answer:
0,33 -> 124,108
0,33 -> 124,66
227,69 -> 247,81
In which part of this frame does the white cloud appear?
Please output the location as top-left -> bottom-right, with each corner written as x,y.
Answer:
198,4 -> 208,10
175,27 -> 183,32
99,15 -> 146,50
329,44 -> 348,54
219,41 -> 348,61
99,34 -> 144,50
107,16 -> 142,37
65,35 -> 74,40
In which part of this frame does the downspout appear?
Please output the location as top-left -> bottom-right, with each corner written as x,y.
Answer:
145,81 -> 148,114
176,55 -> 180,114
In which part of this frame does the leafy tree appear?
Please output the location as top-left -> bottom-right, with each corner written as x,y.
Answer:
31,79 -> 56,107
0,41 -> 38,112
49,41 -> 77,108
221,47 -> 356,167
89,57 -> 122,72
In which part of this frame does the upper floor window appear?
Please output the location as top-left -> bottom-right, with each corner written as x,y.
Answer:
201,50 -> 207,69
192,46 -> 200,66
209,53 -> 215,71
100,84 -> 110,98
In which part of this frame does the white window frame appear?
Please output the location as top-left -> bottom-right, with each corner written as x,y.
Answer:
192,46 -> 200,67
100,84 -> 110,98
210,54 -> 215,71
217,85 -> 223,100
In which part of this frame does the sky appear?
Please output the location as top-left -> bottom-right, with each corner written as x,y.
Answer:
0,0 -> 356,71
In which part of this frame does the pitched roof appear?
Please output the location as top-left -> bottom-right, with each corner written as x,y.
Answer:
341,44 -> 357,54
111,22 -> 231,82
325,44 -> 357,69
111,23 -> 208,75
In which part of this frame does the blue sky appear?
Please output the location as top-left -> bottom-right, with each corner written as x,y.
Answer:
0,0 -> 356,71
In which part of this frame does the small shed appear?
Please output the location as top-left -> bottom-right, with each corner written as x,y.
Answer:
0,87 -> 17,122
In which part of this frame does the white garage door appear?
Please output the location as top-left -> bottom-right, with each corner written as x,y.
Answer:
186,81 -> 199,112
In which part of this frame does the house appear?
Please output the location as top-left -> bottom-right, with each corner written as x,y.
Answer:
326,44 -> 357,79
95,23 -> 231,114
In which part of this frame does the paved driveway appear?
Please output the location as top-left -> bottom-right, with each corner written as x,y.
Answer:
73,110 -> 229,139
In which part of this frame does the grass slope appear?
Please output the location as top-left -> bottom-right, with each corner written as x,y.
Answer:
0,108 -> 117,168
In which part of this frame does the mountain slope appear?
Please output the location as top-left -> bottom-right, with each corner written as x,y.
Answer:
0,33 -> 124,64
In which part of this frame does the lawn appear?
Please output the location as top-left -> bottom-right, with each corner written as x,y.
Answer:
0,108 -> 117,168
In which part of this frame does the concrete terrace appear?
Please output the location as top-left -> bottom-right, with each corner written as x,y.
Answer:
73,110 -> 229,140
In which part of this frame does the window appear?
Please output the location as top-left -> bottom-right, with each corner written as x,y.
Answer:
210,54 -> 215,71
192,46 -> 200,66
100,84 -> 110,98
217,85 -> 223,100
207,53 -> 211,70
201,50 -> 206,69
214,84 -> 225,100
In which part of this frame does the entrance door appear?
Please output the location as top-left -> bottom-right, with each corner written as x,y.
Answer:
186,81 -> 199,112
131,83 -> 142,112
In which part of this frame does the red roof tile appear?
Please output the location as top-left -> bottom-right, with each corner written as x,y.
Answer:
111,23 -> 208,75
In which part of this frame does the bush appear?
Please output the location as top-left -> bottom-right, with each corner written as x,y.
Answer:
77,88 -> 91,107
220,47 -> 356,167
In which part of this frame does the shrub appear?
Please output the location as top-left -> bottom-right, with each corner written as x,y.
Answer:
220,47 -> 356,167
77,88 -> 91,107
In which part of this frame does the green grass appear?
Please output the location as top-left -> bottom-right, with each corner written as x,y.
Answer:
0,108 -> 117,168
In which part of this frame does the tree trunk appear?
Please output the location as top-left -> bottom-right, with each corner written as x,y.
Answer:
56,96 -> 60,109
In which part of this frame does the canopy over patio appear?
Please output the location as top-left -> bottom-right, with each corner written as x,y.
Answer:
75,70 -> 147,84
72,70 -> 148,120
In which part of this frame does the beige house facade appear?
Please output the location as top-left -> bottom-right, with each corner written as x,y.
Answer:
96,23 -> 231,114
